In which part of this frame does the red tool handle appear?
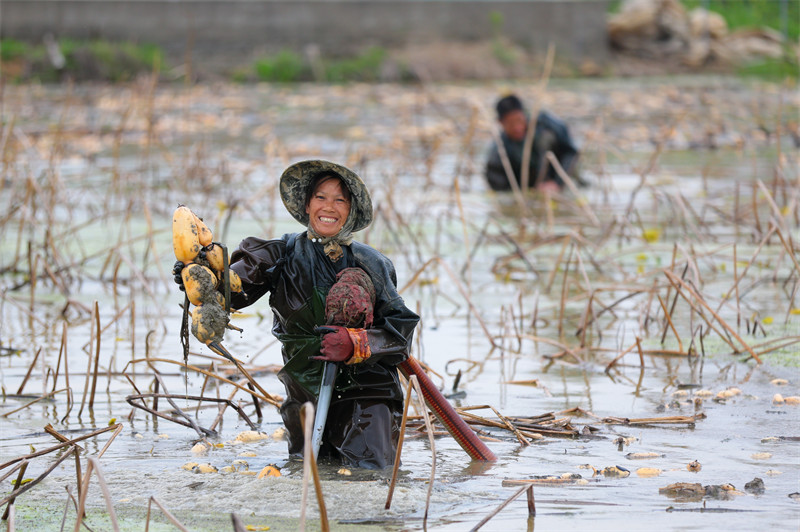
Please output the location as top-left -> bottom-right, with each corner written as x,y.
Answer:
398,356 -> 496,461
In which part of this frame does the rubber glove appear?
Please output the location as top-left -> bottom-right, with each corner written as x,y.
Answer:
312,326 -> 354,362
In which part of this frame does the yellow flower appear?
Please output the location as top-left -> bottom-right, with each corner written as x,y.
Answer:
642,228 -> 661,243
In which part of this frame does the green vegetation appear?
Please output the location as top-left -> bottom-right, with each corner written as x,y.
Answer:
681,0 -> 799,80
0,39 -> 163,83
682,0 -> 799,40
254,50 -> 308,82
250,46 -> 393,83
325,46 -> 386,82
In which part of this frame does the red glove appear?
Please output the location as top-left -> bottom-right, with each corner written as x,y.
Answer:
313,326 -> 354,362
312,326 -> 371,364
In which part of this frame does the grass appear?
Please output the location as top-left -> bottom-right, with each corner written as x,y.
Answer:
0,38 -> 164,83
251,46 -> 390,83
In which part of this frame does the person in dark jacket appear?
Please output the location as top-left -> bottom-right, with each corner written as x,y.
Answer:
227,160 -> 419,470
485,94 -> 581,193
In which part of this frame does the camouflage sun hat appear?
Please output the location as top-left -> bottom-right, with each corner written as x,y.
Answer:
279,160 -> 373,233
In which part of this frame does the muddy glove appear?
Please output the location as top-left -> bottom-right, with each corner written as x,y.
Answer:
312,325 -> 371,365
172,260 -> 186,292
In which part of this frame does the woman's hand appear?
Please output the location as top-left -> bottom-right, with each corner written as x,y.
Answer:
312,326 -> 354,362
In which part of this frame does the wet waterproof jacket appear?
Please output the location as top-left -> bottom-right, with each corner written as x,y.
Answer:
485,110 -> 580,191
228,233 -> 419,404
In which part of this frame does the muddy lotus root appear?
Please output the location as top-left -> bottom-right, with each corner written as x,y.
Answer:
325,267 -> 376,328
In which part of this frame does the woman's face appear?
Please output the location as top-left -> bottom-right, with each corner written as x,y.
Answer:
305,177 -> 351,237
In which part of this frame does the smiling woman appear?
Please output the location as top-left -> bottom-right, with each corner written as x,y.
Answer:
222,160 -> 420,469
305,174 -> 351,238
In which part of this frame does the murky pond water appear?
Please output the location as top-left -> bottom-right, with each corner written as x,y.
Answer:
1,76 -> 799,531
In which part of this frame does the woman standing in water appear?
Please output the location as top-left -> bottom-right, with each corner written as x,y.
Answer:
227,160 -> 419,469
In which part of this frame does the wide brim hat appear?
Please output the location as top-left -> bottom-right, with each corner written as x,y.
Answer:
280,159 -> 373,233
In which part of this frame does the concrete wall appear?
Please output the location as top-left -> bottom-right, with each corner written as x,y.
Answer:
0,1 -> 610,66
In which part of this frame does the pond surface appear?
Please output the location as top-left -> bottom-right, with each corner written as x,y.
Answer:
0,76 -> 799,531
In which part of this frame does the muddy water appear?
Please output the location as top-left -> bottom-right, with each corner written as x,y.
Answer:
1,77 -> 799,531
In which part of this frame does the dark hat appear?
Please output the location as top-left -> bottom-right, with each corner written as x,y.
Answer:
496,94 -> 525,120
279,160 -> 373,233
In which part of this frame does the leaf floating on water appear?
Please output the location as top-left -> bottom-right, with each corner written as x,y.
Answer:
770,379 -> 788,386
238,451 -> 258,457
762,316 -> 773,325
626,452 -> 664,460
245,525 -> 271,531
636,467 -> 662,477
695,389 -> 713,397
765,470 -> 782,476
11,478 -> 33,486
751,452 -> 772,460
687,460 -> 701,472
337,468 -> 352,476
108,418 -> 116,426
761,436 -> 780,443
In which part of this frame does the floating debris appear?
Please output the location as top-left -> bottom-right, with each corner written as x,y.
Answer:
238,451 -> 258,457
636,467 -> 662,477
659,483 -> 705,502
182,462 -> 199,471
191,442 -> 210,454
770,379 -> 788,386
695,390 -> 714,398
193,463 -> 218,474
257,465 -> 281,478
687,460 -> 702,472
613,436 -> 637,451
715,388 -> 742,401
602,466 -> 630,478
704,484 -> 744,500
751,452 -> 772,460
502,475 -> 593,486
744,477 -> 765,494
626,452 -> 664,460
235,431 -> 269,443
765,470 -> 782,476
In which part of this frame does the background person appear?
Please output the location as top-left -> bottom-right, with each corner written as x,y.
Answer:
485,94 -> 581,193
